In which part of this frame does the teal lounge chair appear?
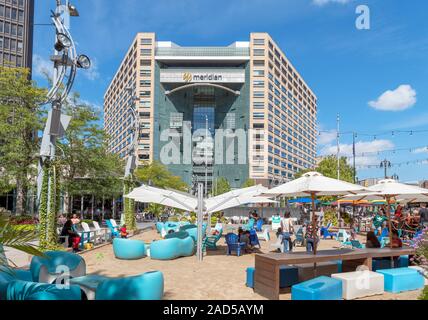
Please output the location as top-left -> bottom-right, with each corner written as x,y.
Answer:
203,229 -> 223,251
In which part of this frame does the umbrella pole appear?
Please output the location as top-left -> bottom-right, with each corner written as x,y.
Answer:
197,183 -> 204,262
311,193 -> 317,255
386,196 -> 394,268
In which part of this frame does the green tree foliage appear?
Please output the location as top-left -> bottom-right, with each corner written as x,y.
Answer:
213,177 -> 231,196
135,161 -> 188,191
242,179 -> 256,188
57,93 -> 123,212
296,156 -> 355,183
0,67 -> 46,214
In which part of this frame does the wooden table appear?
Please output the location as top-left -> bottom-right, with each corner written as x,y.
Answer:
254,248 -> 415,300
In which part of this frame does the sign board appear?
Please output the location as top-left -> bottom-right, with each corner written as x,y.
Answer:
160,69 -> 245,84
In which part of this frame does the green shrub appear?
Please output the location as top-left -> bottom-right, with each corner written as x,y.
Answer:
323,209 -> 338,227
9,215 -> 38,225
419,286 -> 428,300
13,224 -> 37,232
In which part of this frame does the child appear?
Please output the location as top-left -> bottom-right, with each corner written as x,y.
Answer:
120,224 -> 129,239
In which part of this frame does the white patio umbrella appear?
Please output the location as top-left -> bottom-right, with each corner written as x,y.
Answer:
205,185 -> 269,213
125,184 -> 197,212
342,179 -> 428,248
265,172 -> 367,254
206,196 -> 277,214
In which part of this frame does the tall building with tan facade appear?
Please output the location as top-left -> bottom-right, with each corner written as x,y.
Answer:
0,0 -> 34,70
104,32 -> 317,193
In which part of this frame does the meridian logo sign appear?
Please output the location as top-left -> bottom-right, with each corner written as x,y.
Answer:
182,72 -> 224,83
183,73 -> 193,83
160,69 -> 245,83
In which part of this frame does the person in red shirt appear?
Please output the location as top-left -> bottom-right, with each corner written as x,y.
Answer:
120,224 -> 129,239
394,204 -> 403,219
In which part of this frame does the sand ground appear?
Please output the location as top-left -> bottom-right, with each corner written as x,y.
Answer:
79,227 -> 422,300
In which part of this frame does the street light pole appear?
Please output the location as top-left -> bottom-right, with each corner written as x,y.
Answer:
37,0 -> 90,211
205,115 -> 208,197
380,159 -> 391,179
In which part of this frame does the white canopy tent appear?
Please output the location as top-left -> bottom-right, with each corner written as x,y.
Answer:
265,172 -> 367,254
125,183 -> 272,261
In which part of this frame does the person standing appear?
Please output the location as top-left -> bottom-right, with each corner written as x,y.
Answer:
419,204 -> 428,228
305,217 -> 319,253
281,212 -> 294,252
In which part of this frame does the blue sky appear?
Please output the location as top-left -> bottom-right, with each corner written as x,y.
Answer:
32,0 -> 428,182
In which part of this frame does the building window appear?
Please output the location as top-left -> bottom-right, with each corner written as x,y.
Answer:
170,112 -> 183,129
253,49 -> 265,56
140,49 -> 152,56
141,38 -> 152,45
253,91 -> 264,99
253,102 -> 265,110
253,69 -> 265,77
253,112 -> 265,120
253,39 -> 265,45
253,80 -> 265,88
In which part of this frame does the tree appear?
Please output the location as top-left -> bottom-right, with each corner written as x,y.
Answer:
213,177 -> 231,196
57,93 -> 123,213
242,179 -> 256,188
134,161 -> 188,191
296,156 -> 354,183
0,67 -> 46,214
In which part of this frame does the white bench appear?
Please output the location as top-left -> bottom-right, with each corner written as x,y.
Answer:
332,270 -> 384,300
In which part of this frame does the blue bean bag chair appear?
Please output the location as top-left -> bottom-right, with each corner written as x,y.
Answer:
164,222 -> 180,234
150,236 -> 195,260
0,267 -> 33,300
7,280 -> 82,300
30,251 -> 86,284
95,271 -> 164,300
156,222 -> 164,234
113,238 -> 147,260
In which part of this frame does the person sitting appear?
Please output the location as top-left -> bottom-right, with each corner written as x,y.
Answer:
71,213 -> 81,225
211,228 -> 220,236
238,228 -> 253,253
120,224 -> 129,239
391,231 -> 403,248
365,231 -> 381,248
60,217 -> 82,253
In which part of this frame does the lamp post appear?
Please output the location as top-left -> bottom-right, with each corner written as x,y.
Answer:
37,0 -> 91,210
380,159 -> 391,179
205,115 -> 209,197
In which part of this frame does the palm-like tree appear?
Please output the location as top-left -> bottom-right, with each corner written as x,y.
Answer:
0,215 -> 43,269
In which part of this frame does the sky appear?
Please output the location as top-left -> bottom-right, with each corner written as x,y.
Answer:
32,0 -> 428,183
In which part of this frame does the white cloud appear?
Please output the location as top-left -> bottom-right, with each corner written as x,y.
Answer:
413,147 -> 428,154
318,130 -> 337,145
320,139 -> 395,167
369,85 -> 417,111
33,54 -> 53,79
312,0 -> 353,6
